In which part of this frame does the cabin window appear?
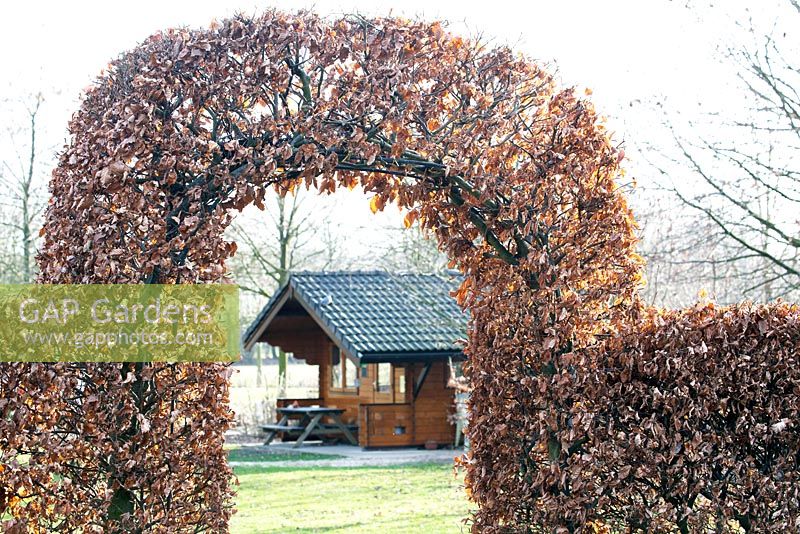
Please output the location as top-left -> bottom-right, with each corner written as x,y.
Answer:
330,346 -> 342,389
330,345 -> 357,392
376,363 -> 392,393
345,358 -> 358,388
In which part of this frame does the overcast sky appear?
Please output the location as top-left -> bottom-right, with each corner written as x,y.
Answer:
0,0 -> 780,272
1,0 -> 731,120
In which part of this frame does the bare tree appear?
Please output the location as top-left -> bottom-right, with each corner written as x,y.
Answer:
636,189 -> 759,307
0,92 -> 48,283
229,190 -> 357,391
315,220 -> 355,272
643,0 -> 800,302
231,192 -> 316,296
379,223 -> 449,274
229,192 -> 311,390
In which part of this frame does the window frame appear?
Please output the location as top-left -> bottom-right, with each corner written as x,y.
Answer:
375,363 -> 392,393
329,344 -> 358,394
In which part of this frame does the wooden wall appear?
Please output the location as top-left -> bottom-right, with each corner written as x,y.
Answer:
359,403 -> 414,447
409,362 -> 455,445
263,315 -> 327,367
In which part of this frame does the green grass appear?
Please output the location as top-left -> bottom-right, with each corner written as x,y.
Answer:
231,463 -> 472,533
227,446 -> 343,463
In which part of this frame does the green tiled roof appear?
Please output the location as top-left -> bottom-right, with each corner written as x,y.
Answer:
243,271 -> 467,361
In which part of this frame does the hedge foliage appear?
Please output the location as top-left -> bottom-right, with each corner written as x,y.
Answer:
0,10 -> 796,533
467,300 -> 799,532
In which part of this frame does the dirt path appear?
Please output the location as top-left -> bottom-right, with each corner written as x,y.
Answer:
229,443 -> 464,469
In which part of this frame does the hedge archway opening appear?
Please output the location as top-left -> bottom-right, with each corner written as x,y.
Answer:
1,10 -> 798,534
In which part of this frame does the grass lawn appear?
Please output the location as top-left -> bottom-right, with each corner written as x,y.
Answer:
231,463 -> 472,533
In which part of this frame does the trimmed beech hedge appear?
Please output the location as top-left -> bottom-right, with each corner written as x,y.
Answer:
467,301 -> 800,533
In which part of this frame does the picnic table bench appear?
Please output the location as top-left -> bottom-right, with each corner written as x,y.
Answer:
262,406 -> 358,448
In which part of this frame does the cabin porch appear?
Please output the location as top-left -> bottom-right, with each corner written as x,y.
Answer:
270,358 -> 456,449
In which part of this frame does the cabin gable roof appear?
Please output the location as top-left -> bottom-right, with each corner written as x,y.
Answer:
242,271 -> 467,362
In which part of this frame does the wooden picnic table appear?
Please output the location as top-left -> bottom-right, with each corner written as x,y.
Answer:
262,406 -> 358,448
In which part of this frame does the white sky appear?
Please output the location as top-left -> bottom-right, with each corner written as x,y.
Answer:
0,0 -> 771,265
1,0 -> 728,117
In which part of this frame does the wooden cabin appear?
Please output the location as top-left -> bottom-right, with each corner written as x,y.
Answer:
242,271 -> 466,448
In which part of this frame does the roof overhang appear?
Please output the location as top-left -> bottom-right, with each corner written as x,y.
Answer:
241,284 -> 293,352
359,351 -> 465,364
242,281 -> 361,363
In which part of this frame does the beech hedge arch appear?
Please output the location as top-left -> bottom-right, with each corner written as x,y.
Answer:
1,10 -> 798,533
